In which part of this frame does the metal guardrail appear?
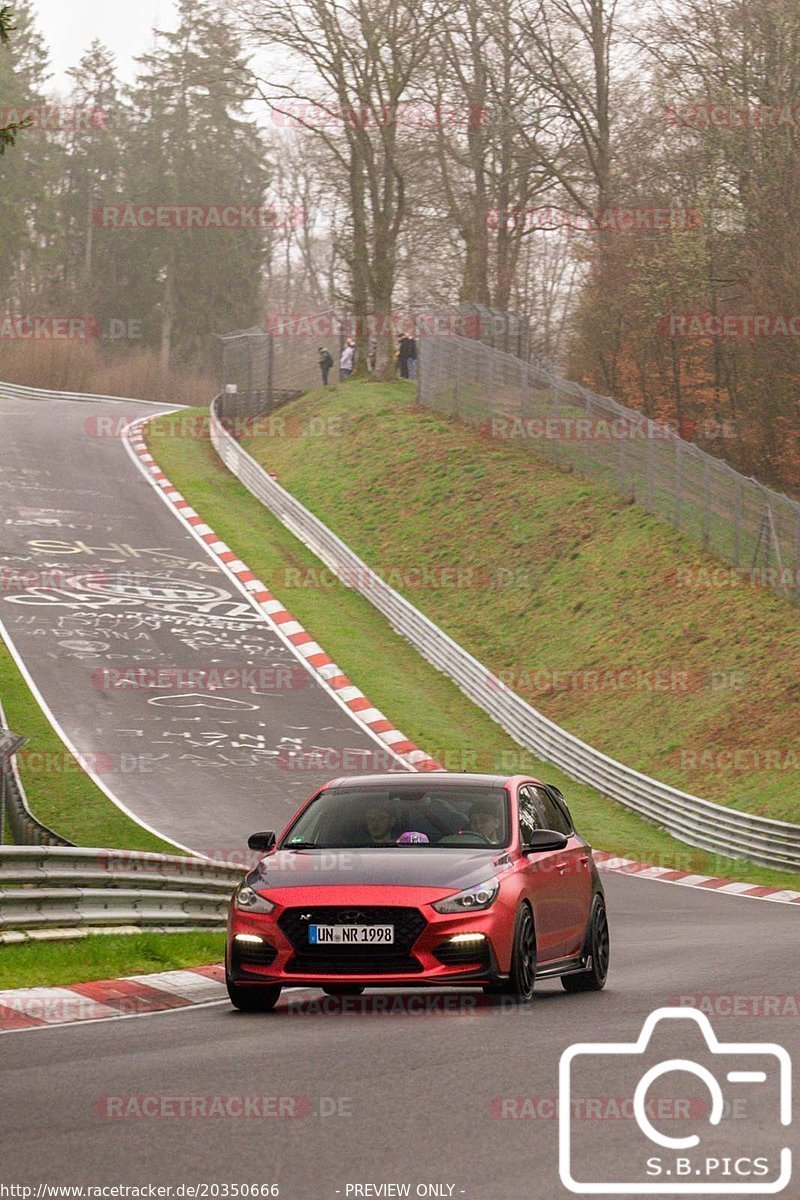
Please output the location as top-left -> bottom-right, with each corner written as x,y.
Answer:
209,393 -> 800,872
0,847 -> 242,939
0,708 -> 72,847
0,379 -> 169,406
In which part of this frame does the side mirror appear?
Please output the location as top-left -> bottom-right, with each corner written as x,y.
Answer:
525,828 -> 568,853
247,831 -> 276,852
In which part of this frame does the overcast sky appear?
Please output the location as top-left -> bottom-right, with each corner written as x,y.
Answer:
32,0 -> 179,92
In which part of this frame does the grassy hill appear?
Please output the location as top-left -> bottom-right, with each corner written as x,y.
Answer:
144,384 -> 800,889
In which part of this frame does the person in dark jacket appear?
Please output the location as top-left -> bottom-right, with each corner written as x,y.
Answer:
398,334 -> 416,379
318,346 -> 334,385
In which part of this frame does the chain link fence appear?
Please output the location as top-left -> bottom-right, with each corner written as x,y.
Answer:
218,310 -> 340,425
419,336 -> 800,605
218,305 -> 531,422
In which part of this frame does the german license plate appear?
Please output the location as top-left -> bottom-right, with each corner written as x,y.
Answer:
308,924 -> 394,945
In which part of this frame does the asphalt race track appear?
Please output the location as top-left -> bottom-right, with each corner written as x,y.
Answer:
0,391 -> 403,856
1,391 -> 798,1198
3,877 -> 799,1197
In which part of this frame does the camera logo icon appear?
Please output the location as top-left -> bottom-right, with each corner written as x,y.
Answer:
559,1007 -> 792,1194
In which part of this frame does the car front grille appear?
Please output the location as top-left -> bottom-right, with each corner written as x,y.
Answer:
278,906 -> 427,976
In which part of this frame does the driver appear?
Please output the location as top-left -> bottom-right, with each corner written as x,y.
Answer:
467,799 -> 502,843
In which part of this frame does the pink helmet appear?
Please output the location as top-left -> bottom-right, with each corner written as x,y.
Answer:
396,831 -> 430,845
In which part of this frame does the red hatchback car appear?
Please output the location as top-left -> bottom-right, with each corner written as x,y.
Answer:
225,772 -> 609,1010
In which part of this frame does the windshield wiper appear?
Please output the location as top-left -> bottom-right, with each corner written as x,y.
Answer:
283,841 -> 320,850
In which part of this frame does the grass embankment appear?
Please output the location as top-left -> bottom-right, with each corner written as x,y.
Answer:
0,931 -> 224,991
0,640 -> 182,852
146,393 -> 800,890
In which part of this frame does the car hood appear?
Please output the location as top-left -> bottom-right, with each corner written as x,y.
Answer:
250,847 -> 511,892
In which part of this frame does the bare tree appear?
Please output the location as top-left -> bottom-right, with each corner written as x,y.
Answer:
234,0 -> 454,374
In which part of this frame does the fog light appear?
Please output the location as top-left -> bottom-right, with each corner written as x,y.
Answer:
449,933 -> 487,945
234,933 -> 263,944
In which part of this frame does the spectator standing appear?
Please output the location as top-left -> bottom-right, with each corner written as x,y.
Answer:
398,334 -> 412,379
407,335 -> 418,380
340,339 -> 355,379
318,345 -> 334,385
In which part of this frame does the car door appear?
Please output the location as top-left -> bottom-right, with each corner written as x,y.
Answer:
517,784 -> 573,962
542,785 -> 593,956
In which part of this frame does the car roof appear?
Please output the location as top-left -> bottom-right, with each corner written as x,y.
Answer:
323,772 -> 544,789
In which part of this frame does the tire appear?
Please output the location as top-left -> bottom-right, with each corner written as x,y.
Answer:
226,977 -> 282,1011
561,895 -> 610,993
322,985 -> 365,997
500,903 -> 537,1002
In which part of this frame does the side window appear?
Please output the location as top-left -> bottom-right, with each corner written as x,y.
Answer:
519,786 -> 553,841
541,788 -> 573,836
520,785 -> 572,840
545,786 -> 574,835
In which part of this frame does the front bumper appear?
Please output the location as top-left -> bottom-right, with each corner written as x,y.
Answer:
227,894 -> 513,988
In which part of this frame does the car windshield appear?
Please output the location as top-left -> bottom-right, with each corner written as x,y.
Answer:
281,786 -> 510,849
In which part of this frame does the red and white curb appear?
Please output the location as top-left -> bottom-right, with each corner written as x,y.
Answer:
0,965 -> 227,1034
124,418 -> 440,773
595,852 -> 800,905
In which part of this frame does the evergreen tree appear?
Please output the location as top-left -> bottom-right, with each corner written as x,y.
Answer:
121,0 -> 270,367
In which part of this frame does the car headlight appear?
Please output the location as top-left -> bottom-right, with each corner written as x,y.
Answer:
432,878 -> 499,914
234,883 -> 276,914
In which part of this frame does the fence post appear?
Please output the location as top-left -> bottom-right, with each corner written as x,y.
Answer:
584,395 -> 592,474
521,365 -> 530,425
646,424 -> 654,509
266,334 -> 274,410
453,344 -> 461,416
617,417 -> 627,495
245,336 -> 253,418
674,438 -> 683,527
733,476 -> 742,567
487,353 -> 495,426
702,458 -> 711,550
551,382 -> 561,464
